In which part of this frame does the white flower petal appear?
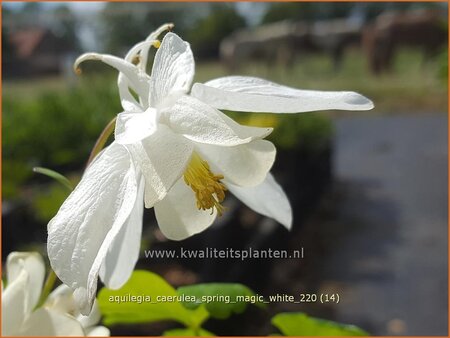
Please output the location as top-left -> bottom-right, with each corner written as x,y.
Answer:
134,39 -> 157,73
154,178 -> 217,240
115,109 -> 158,144
163,95 -> 272,146
150,32 -> 194,108
227,173 -> 292,229
191,76 -> 374,113
119,39 -> 159,111
196,140 -> 276,187
46,284 -> 77,314
99,176 -> 144,289
19,308 -> 85,336
119,94 -> 143,114
2,268 -> 28,336
125,40 -> 158,63
121,24 -> 173,75
47,286 -> 105,333
137,23 -> 174,72
76,299 -> 102,329
7,252 -> 45,311
75,53 -> 150,104
127,125 -> 193,208
117,75 -> 144,113
148,23 -> 174,42
47,142 -> 140,315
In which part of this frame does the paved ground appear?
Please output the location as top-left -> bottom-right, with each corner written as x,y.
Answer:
316,114 -> 448,335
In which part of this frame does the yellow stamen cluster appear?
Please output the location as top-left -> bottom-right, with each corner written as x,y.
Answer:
152,40 -> 161,48
183,152 -> 227,216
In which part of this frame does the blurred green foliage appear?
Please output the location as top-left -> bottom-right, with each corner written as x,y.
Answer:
163,328 -> 214,336
438,49 -> 448,83
31,181 -> 71,222
272,312 -> 369,336
177,283 -> 264,319
3,75 -> 119,199
30,168 -> 75,223
228,111 -> 333,151
99,271 -> 369,336
98,270 -> 209,329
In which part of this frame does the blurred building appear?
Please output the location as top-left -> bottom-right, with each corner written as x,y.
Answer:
4,28 -> 76,78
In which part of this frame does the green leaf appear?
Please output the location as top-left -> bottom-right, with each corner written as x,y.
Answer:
177,283 -> 264,319
98,271 -> 209,329
272,313 -> 369,336
33,167 -> 73,191
163,328 -> 215,336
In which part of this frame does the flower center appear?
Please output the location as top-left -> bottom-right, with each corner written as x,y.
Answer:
183,152 -> 227,216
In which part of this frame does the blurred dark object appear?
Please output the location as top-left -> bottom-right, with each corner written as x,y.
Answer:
262,2 -> 355,24
220,18 -> 362,71
309,19 -> 362,71
220,21 -> 310,71
262,2 -> 444,24
363,9 -> 448,74
2,199 -> 47,255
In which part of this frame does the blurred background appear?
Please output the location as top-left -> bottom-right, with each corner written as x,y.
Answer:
2,1 -> 448,336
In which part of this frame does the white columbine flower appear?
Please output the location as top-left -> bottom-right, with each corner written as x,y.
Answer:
48,26 -> 373,315
45,285 -> 110,336
1,252 -> 109,336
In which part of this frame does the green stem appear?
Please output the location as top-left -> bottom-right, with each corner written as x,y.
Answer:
86,117 -> 117,166
33,167 -> 74,191
188,319 -> 203,336
35,270 -> 57,309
